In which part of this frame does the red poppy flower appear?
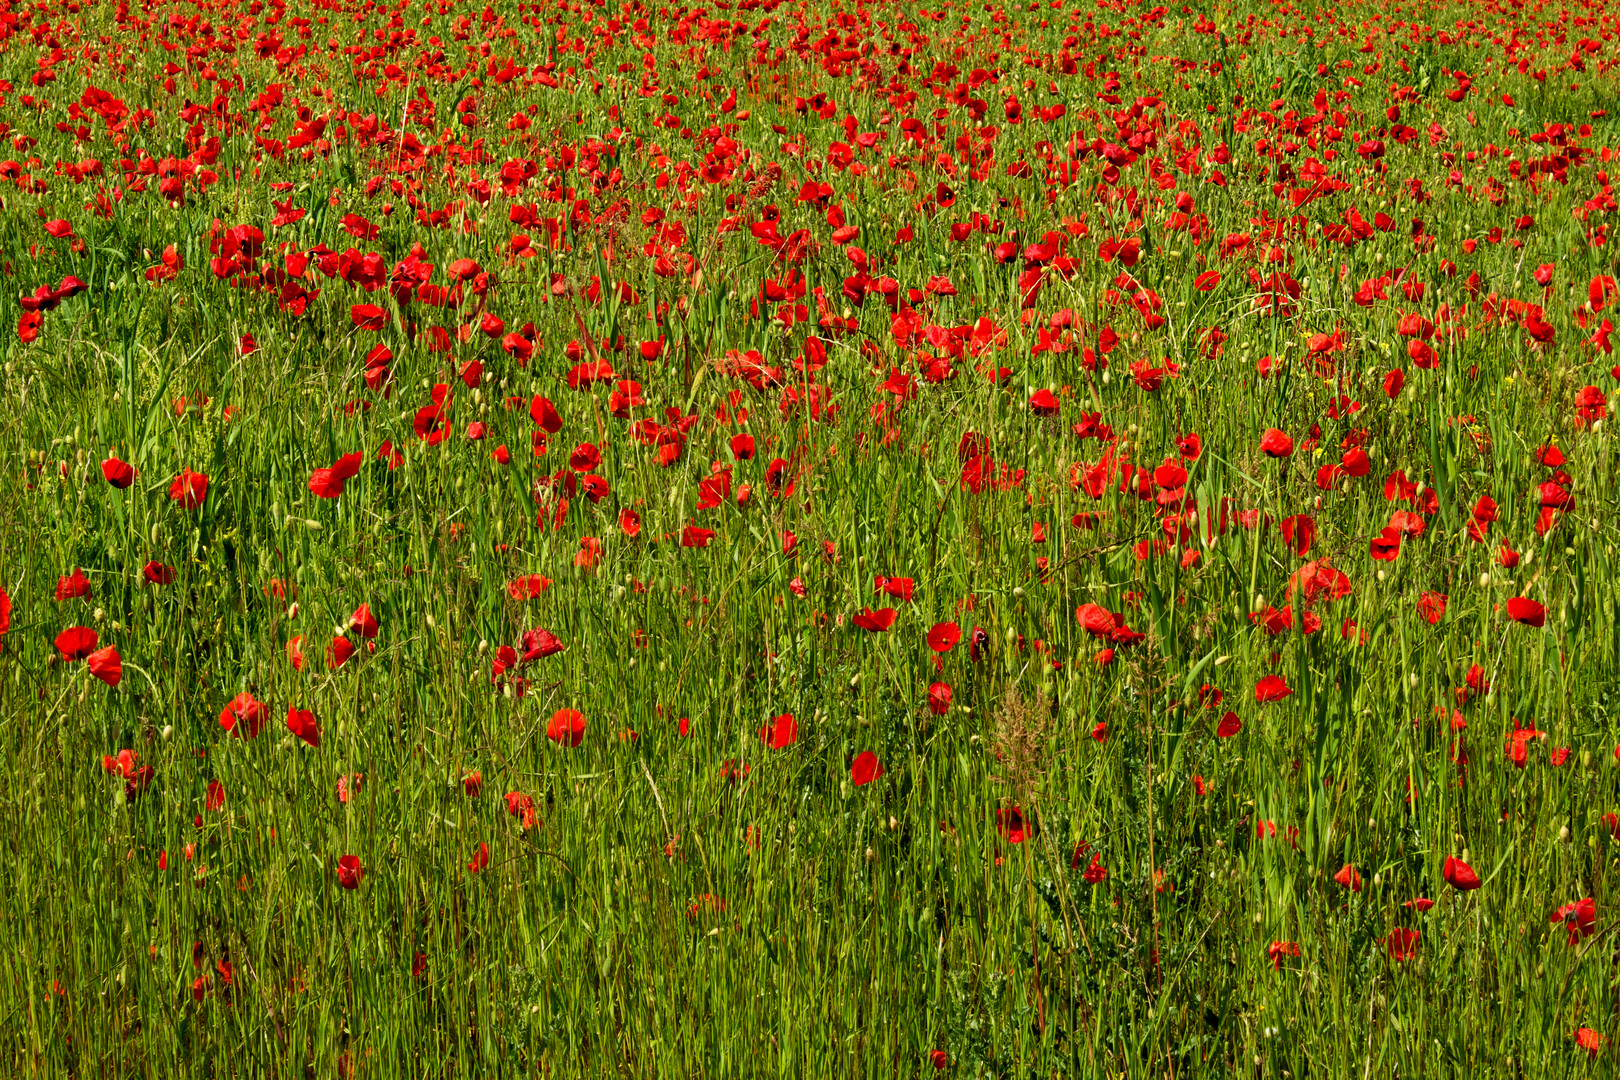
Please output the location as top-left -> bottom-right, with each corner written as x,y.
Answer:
0,587 -> 10,638
850,751 -> 884,786
1442,856 -> 1481,891
1216,711 -> 1242,737
286,636 -> 305,671
286,706 -> 320,748
1369,527 -> 1402,561
336,855 -> 363,890
1551,897 -> 1597,946
1334,864 -> 1363,892
852,607 -> 897,632
927,622 -> 962,652
350,304 -> 388,330
928,682 -> 953,715
1506,597 -> 1546,627
327,637 -> 355,669
1417,592 -> 1448,625
1076,603 -> 1119,638
168,470 -> 209,509
1254,675 -> 1293,703
219,692 -> 269,738
681,525 -> 716,548
546,708 -> 587,747
1385,928 -> 1420,961
1575,1028 -> 1606,1059
1259,428 -> 1293,458
87,645 -> 122,687
996,807 -> 1027,843
507,574 -> 552,599
467,842 -> 490,873
1194,270 -> 1221,291
1267,940 -> 1300,970
54,569 -> 90,601
54,626 -> 98,661
144,561 -> 175,585
1279,514 -> 1315,556
101,457 -> 136,488
761,712 -> 798,749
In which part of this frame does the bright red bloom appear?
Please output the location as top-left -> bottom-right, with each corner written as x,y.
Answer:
507,574 -> 552,599
546,708 -> 587,748
55,626 -> 98,661
928,682 -> 953,715
1334,864 -> 1363,892
1254,675 -> 1293,703
1442,856 -> 1481,892
852,607 -> 897,632
168,470 -> 209,509
1259,428 -> 1293,458
101,457 -> 136,488
1506,597 -> 1546,627
220,692 -> 269,738
1551,897 -> 1597,946
286,706 -> 320,748
761,713 -> 798,749
927,622 -> 962,652
87,645 -> 122,687
850,751 -> 884,786
1216,711 -> 1242,737
336,855 -> 363,890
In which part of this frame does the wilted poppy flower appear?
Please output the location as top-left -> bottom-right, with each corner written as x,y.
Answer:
1506,597 -> 1546,627
852,607 -> 897,632
546,708 -> 587,747
286,706 -> 320,748
1442,856 -> 1481,891
1551,897 -> 1597,946
1259,428 -> 1293,458
87,645 -> 122,687
1254,675 -> 1293,703
850,751 -> 884,786
927,622 -> 962,652
219,692 -> 268,738
761,713 -> 798,749
1334,864 -> 1363,892
55,626 -> 98,661
335,855 -> 363,890
168,470 -> 209,509
101,457 -> 136,488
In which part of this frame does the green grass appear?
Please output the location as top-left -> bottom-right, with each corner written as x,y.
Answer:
1,0 -> 1620,1073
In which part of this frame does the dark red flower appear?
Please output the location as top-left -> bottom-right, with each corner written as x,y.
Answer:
761,713 -> 798,749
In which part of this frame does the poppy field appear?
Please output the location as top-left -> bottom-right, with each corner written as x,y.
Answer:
6,0 -> 1620,1071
